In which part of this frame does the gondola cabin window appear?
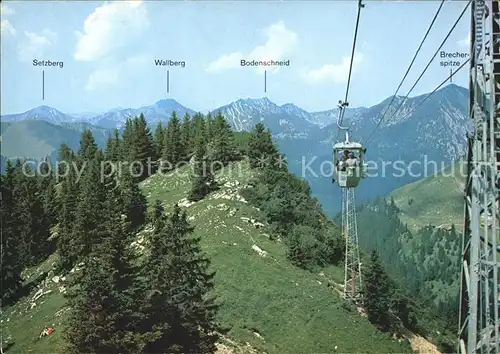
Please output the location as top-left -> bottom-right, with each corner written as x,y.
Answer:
332,142 -> 365,188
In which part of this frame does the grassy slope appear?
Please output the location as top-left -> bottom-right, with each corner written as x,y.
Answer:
2,159 -> 411,353
389,161 -> 466,231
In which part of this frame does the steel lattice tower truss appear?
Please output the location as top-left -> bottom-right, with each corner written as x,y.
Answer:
459,1 -> 500,353
342,187 -> 362,301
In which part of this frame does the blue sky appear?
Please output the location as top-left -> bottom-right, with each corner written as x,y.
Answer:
1,0 -> 470,115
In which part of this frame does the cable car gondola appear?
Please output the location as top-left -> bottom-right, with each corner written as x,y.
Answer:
333,140 -> 365,188
332,101 -> 366,189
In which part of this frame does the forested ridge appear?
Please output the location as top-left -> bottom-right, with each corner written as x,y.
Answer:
355,196 -> 462,350
2,112 -> 230,353
1,111 -> 416,353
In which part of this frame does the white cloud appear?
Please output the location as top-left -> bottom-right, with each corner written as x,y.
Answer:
17,29 -> 57,62
85,55 -> 148,91
85,67 -> 121,91
74,0 -> 149,61
207,52 -> 244,72
458,33 -> 470,48
207,20 -> 297,74
1,3 -> 15,16
302,52 -> 364,85
1,3 -> 16,37
1,19 -> 15,36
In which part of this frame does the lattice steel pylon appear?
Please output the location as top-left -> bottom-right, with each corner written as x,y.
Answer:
342,187 -> 362,301
458,1 -> 500,353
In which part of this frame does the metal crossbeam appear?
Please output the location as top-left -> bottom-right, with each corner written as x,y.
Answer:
459,1 -> 500,352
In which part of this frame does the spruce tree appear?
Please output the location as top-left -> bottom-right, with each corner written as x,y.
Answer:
134,114 -> 155,180
71,150 -> 107,262
105,135 -> 114,159
105,129 -> 121,161
0,161 -> 23,303
140,204 -> 223,353
363,250 -> 391,330
205,112 -> 214,142
103,133 -> 120,189
57,144 -> 74,180
64,190 -> 145,353
247,122 -> 279,169
119,167 -> 147,231
154,122 -> 165,166
77,129 -> 98,161
188,139 -> 215,202
64,249 -> 124,353
38,159 -> 57,225
180,113 -> 192,163
390,287 -> 417,330
12,161 -> 50,267
121,119 -> 136,161
211,112 -> 235,167
0,228 -> 23,304
66,231 -> 140,354
162,111 -> 182,170
57,151 -> 81,272
148,199 -> 165,227
192,113 -> 206,145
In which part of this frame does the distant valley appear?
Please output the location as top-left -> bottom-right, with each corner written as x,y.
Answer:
0,84 -> 469,215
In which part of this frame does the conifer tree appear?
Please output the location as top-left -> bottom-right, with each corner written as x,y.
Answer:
57,152 -> 80,272
124,118 -> 141,180
363,250 -> 391,330
180,113 -> 192,162
64,186 -> 145,353
154,122 -> 165,164
105,135 -> 114,159
247,122 -> 279,169
121,119 -> 136,161
205,112 -> 214,142
12,161 -> 50,267
211,112 -> 235,167
0,225 -> 22,302
148,199 -> 165,228
103,134 -> 120,189
0,161 -> 22,303
57,144 -> 74,179
140,204 -> 223,353
390,287 -> 417,330
113,128 -> 122,160
105,129 -> 121,161
71,150 -> 107,262
38,159 -> 57,227
192,113 -> 206,144
134,114 -> 155,180
77,129 -> 98,161
119,167 -> 147,231
64,250 -> 123,353
162,112 -> 182,170
188,139 -> 215,202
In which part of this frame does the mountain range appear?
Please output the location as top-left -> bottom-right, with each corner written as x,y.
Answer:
0,96 -> 368,139
0,83 -> 469,215
297,84 -> 469,215
1,84 -> 467,147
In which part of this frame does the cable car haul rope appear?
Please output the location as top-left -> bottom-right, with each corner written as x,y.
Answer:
332,0 -> 366,302
332,0 -> 474,305
333,0 -> 365,189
